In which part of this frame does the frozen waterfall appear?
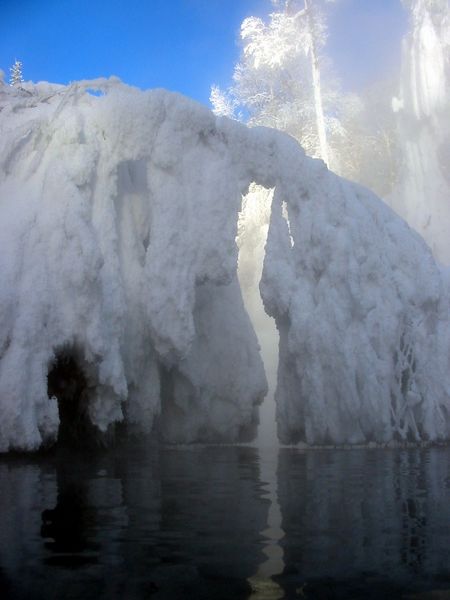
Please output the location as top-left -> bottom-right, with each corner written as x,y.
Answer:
1,77 -> 450,451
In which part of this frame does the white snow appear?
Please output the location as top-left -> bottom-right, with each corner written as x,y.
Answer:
1,76 -> 450,450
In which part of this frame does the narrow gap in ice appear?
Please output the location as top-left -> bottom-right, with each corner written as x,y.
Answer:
237,184 -> 279,448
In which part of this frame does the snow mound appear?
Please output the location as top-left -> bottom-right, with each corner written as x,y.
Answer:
0,77 -> 449,450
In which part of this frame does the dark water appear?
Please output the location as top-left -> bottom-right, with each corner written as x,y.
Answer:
2,444 -> 450,599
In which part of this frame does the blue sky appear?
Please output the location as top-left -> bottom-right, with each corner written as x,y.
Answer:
1,0 -> 407,106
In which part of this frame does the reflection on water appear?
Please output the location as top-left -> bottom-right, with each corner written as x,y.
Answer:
276,448 -> 450,598
0,445 -> 266,600
248,447 -> 285,600
1,446 -> 450,599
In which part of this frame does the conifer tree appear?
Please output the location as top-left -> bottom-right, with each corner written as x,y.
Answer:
9,59 -> 23,87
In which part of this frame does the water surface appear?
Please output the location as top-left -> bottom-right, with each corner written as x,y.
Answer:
1,444 -> 450,599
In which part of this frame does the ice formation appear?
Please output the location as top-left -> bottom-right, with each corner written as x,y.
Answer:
0,78 -> 267,451
391,0 -> 450,264
262,167 -> 450,445
1,76 -> 450,450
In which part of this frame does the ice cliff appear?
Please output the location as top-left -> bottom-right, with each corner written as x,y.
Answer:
1,77 -> 449,451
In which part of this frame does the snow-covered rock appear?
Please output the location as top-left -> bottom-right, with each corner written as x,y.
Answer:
0,77 -> 449,450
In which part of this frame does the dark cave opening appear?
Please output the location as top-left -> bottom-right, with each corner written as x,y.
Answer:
47,353 -> 100,447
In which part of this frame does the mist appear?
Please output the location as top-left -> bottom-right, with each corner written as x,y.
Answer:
237,185 -> 279,448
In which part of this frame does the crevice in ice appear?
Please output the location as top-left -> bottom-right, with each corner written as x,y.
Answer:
47,349 -> 103,447
237,184 -> 280,447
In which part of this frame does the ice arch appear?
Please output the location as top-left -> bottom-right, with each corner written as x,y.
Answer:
0,78 -> 449,451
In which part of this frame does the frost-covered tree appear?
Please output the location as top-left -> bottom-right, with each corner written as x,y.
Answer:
210,84 -> 237,118
213,0 -> 406,196
297,0 -> 330,164
238,0 -> 330,161
9,59 -> 23,87
213,0 -> 349,170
